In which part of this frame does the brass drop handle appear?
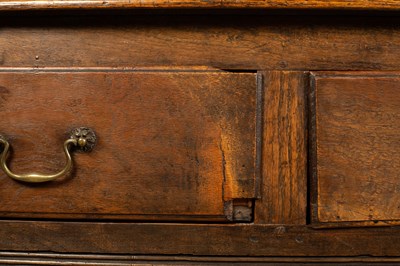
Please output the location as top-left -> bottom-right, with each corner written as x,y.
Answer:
0,127 -> 96,183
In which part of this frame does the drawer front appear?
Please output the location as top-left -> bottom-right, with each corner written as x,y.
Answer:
0,69 -> 259,221
310,72 -> 400,226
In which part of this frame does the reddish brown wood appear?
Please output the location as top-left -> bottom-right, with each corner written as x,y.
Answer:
0,69 -> 258,221
2,16 -> 400,71
0,0 -> 400,11
1,252 -> 400,265
0,8 -> 399,261
1,221 -> 400,256
310,72 -> 400,226
255,71 -> 307,225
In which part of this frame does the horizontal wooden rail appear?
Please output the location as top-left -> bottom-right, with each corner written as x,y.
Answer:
1,252 -> 400,265
1,221 -> 400,256
0,0 -> 400,11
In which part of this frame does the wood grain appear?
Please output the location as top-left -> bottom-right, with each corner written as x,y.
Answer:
310,72 -> 400,225
0,7 -> 399,259
2,16 -> 400,71
255,71 -> 307,225
0,69 -> 257,220
2,252 -> 400,265
0,0 -> 400,11
1,221 -> 400,256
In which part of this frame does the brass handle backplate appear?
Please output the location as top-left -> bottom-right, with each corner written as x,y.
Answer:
0,127 -> 96,183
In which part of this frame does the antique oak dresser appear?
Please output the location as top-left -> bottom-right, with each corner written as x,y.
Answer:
0,0 -> 399,265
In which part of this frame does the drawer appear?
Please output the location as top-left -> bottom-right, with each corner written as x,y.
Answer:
0,69 -> 260,222
310,72 -> 400,226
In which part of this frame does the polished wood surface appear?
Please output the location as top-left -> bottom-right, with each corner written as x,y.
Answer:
0,69 -> 257,220
255,71 -> 307,225
310,72 -> 400,226
0,0 -> 400,10
0,8 -> 399,262
1,221 -> 400,257
2,252 -> 400,265
2,16 -> 400,71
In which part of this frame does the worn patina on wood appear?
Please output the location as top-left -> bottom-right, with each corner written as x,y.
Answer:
0,69 -> 258,221
310,72 -> 400,227
0,0 -> 400,10
0,3 -> 400,263
255,71 -> 307,225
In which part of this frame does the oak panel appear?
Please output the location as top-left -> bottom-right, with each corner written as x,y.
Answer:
311,72 -> 400,225
0,69 -> 258,221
